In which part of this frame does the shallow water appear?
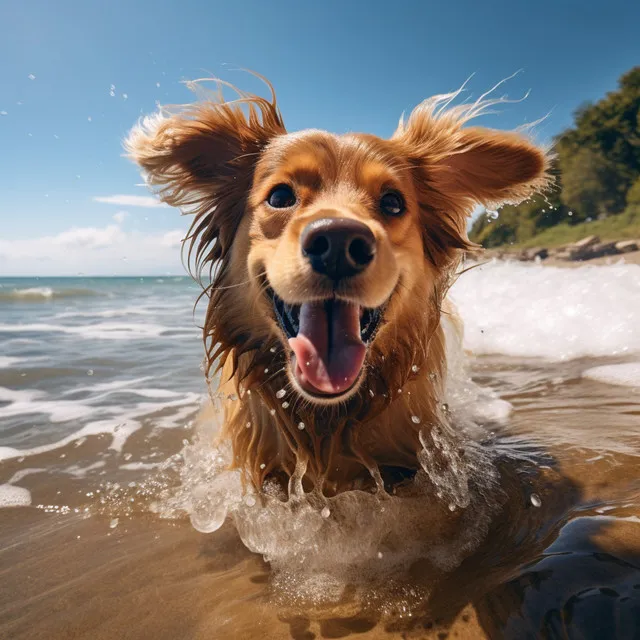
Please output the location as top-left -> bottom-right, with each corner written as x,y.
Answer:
1,264 -> 639,639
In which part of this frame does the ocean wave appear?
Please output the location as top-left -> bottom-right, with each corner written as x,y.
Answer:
450,260 -> 640,361
0,287 -> 100,302
0,321 -> 173,340
582,362 -> 640,387
0,385 -> 204,462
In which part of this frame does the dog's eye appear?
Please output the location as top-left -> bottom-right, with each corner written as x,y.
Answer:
267,185 -> 297,209
380,191 -> 405,216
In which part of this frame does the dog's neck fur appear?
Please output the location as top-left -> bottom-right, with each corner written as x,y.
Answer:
213,278 -> 452,495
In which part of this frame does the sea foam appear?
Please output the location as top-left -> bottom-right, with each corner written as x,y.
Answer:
450,260 -> 640,360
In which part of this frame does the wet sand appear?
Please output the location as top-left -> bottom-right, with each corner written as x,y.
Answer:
2,355 -> 639,639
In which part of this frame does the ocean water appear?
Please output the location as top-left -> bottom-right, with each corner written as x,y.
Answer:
1,262 -> 640,639
0,276 -> 206,460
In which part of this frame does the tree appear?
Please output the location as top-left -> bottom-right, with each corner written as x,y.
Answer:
559,148 -> 623,221
469,65 -> 640,247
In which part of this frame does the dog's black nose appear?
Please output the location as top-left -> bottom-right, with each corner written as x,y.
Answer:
301,217 -> 376,280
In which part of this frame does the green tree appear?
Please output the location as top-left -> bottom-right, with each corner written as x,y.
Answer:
559,148 -> 622,221
470,65 -> 640,248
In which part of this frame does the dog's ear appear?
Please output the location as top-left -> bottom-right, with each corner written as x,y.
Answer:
430,126 -> 549,209
125,97 -> 285,264
393,107 -> 550,214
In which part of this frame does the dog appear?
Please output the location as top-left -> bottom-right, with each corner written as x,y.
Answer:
126,78 -> 549,497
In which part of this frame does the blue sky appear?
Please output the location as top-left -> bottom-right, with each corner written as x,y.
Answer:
1,0 -> 639,275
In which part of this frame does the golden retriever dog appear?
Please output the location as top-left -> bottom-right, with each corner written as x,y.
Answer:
126,78 -> 549,497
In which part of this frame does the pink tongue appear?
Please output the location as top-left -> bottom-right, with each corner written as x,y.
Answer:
288,300 -> 366,395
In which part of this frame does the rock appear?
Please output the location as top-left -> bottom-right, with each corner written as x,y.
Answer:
573,235 -> 600,249
567,235 -> 601,260
527,247 -> 548,260
589,241 -> 619,258
615,240 -> 638,253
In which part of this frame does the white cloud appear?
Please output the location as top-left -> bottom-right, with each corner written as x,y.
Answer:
0,224 -> 189,276
113,211 -> 129,224
93,195 -> 168,208
51,224 -> 125,249
160,230 -> 185,248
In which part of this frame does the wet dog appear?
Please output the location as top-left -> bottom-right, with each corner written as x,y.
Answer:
126,78 -> 549,496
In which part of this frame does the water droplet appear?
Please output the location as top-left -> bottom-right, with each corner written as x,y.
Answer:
411,365 -> 419,373
109,84 -> 116,97
0,110 -> 7,116
411,415 -> 420,424
156,82 -> 161,88
87,369 -> 94,376
281,401 -> 289,409
530,493 -> 542,508
87,116 -> 92,122
28,73 -> 36,80
124,453 -> 132,461
276,389 -> 286,399
244,495 -> 256,507
448,504 -> 456,512
321,506 -> 330,518
397,388 -> 402,394
305,361 -> 311,367
122,93 -> 128,100
441,403 -> 449,413
245,421 -> 251,429
269,347 -> 276,353
264,368 -> 269,373
298,422 -> 305,430
109,518 -> 119,529
377,551 -> 383,559
259,463 -> 266,469
270,409 -> 276,416
369,389 -> 375,397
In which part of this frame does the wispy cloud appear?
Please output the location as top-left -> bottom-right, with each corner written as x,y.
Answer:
0,222 -> 188,276
93,195 -> 168,208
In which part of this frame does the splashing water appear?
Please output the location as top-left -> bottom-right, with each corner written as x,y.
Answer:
149,312 -> 507,604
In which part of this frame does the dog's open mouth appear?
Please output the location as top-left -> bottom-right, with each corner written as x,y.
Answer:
269,290 -> 385,397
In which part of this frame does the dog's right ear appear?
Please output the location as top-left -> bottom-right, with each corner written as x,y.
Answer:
125,96 -> 286,263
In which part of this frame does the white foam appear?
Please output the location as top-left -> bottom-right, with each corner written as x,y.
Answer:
0,387 -> 96,423
582,362 -> 640,388
0,355 -> 48,368
53,307 -> 155,319
10,287 -> 54,299
442,312 -> 512,427
0,356 -> 21,368
450,260 -> 640,360
61,376 -> 154,396
0,321 -> 171,340
0,388 -> 204,461
0,484 -> 31,507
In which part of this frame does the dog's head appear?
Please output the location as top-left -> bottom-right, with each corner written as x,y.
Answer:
126,82 -> 548,407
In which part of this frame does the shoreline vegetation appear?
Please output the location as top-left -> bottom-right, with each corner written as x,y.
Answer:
469,66 -> 640,257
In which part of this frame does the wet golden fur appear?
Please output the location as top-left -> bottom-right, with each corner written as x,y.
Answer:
126,79 -> 550,495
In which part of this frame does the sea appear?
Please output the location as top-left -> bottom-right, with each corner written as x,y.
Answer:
1,261 -> 639,638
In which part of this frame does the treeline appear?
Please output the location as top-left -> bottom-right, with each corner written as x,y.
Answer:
470,66 -> 640,248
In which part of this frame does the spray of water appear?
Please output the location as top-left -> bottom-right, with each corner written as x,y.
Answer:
149,314 -> 510,606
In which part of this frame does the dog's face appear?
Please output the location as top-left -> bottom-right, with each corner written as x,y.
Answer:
246,130 -> 429,402
127,87 -> 548,407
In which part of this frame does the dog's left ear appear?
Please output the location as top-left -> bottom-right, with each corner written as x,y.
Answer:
394,110 -> 550,213
433,126 -> 549,208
